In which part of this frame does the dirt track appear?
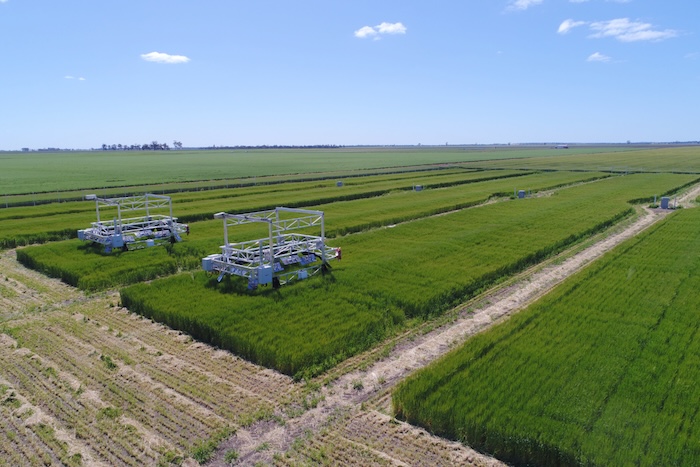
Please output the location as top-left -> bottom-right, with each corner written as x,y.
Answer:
210,184 -> 700,466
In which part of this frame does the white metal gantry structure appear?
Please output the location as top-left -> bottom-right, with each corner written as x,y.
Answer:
77,193 -> 188,253
202,207 -> 339,289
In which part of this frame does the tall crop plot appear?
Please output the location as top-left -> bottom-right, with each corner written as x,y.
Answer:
338,173 -> 696,317
15,171 -> 598,292
393,207 -> 700,466
321,171 -> 610,237
16,241 -> 181,292
121,174 -> 695,379
1,169 -> 516,249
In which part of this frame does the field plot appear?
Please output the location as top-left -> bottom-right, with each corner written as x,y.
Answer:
465,145 -> 700,173
14,170 -> 606,292
0,164 -> 476,208
119,173 -> 696,379
0,251 -> 296,466
0,168 -> 519,249
392,206 -> 700,466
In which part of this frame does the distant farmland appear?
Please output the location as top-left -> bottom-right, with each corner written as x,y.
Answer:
0,145 -> 640,196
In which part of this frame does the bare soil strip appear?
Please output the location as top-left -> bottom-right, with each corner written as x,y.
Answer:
210,186 -> 700,466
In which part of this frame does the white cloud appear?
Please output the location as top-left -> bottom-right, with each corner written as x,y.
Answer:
587,52 -> 611,62
140,51 -> 190,64
64,75 -> 86,81
589,18 -> 678,42
376,22 -> 407,35
558,19 -> 587,34
685,52 -> 699,60
507,0 -> 544,11
354,26 -> 377,39
355,22 -> 406,39
0,1 -> 8,4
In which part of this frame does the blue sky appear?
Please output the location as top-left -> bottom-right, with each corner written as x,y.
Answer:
0,0 -> 697,149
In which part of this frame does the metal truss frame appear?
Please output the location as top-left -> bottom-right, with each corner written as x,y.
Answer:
77,193 -> 188,252
202,207 -> 339,288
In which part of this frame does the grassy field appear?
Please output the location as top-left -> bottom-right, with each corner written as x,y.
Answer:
392,204 -> 700,466
0,145 -> 638,195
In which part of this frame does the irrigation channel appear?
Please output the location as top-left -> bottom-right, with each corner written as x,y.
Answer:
205,183 -> 700,466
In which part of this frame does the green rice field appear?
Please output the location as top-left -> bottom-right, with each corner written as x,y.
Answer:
392,197 -> 700,466
115,172 -> 694,378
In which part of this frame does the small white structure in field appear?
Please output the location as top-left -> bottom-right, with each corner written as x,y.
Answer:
202,207 -> 339,289
77,193 -> 188,253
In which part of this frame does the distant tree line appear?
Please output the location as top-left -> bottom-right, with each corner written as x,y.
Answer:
204,144 -> 344,150
101,141 -> 183,151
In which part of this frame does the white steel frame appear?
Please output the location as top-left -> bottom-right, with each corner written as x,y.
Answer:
202,207 -> 339,288
77,193 -> 188,252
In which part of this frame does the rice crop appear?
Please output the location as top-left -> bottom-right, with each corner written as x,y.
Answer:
14,171 -> 609,291
392,206 -> 700,466
0,168 -> 521,249
119,174 -> 693,378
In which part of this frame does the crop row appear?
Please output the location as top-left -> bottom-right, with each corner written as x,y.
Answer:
276,427 -> 391,466
0,164 -> 469,207
0,378 -> 68,467
0,342 -> 160,465
338,410 -> 470,466
15,171 -> 608,292
0,291 -> 293,464
119,173 -> 694,379
1,168 -> 521,248
392,206 -> 700,466
84,305 -> 294,405
50,307 -> 287,415
0,166 -> 476,221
